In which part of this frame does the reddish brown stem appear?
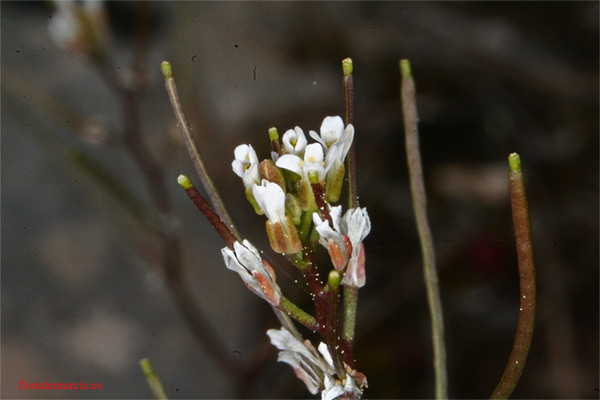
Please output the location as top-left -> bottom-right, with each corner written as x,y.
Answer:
491,154 -> 536,399
311,182 -> 333,227
183,184 -> 237,249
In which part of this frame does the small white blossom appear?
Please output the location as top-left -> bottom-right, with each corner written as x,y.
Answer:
232,144 -> 261,190
309,116 -> 346,149
282,126 -> 308,155
276,143 -> 326,182
268,329 -> 365,400
221,240 -> 281,306
49,0 -> 107,52
267,328 -> 328,395
313,205 -> 371,287
312,209 -> 348,270
252,179 -> 286,224
341,207 -> 371,288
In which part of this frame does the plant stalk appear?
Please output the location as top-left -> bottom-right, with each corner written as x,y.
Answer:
490,153 -> 536,399
400,59 -> 448,399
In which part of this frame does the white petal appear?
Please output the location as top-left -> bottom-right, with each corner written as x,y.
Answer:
221,247 -> 245,275
344,207 -> 371,247
309,129 -> 326,148
329,205 -> 344,233
312,212 -> 342,250
319,116 -> 345,147
304,143 -> 324,163
318,342 -> 335,370
234,144 -> 258,165
276,154 -> 303,176
268,329 -> 321,366
232,159 -> 245,178
252,180 -> 286,223
282,127 -> 307,155
234,240 -> 262,272
241,162 -> 260,189
321,375 -> 344,400
277,351 -> 320,394
303,144 -> 326,181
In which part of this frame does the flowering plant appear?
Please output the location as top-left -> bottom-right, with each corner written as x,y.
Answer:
167,57 -> 371,399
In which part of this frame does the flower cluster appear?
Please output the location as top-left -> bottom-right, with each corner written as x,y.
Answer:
267,328 -> 365,400
222,115 -> 371,399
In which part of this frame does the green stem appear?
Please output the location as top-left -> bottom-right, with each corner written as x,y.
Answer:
400,59 -> 448,399
161,61 -> 241,241
325,270 -> 346,378
340,285 -> 359,367
279,296 -> 319,332
490,153 -> 536,399
139,358 -> 168,400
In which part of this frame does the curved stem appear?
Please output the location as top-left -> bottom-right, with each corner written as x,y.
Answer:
400,59 -> 448,399
490,153 -> 536,399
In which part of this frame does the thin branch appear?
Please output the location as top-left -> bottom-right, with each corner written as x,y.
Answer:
87,53 -> 245,382
490,153 -> 536,399
342,57 -> 358,209
177,175 -> 237,248
139,358 -> 168,400
400,59 -> 448,399
161,61 -> 241,241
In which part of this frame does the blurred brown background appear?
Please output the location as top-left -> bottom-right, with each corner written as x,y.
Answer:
2,1 -> 598,398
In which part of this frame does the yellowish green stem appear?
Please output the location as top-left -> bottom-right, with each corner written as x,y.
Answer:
139,358 -> 168,400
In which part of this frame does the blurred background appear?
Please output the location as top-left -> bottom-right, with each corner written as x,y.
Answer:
2,1 -> 598,398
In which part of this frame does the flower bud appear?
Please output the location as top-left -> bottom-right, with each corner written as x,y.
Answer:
260,159 -> 286,191
296,179 -> 316,211
285,193 -> 303,225
325,161 -> 345,203
265,216 -> 302,254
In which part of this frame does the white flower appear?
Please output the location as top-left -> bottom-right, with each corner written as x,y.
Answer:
221,240 -> 281,306
48,0 -> 107,52
340,207 -> 371,288
232,144 -> 261,190
251,180 -> 286,224
309,116 -> 346,149
324,124 -> 353,169
317,342 -> 363,400
276,143 -> 326,182
309,116 -> 354,167
282,127 -> 308,155
313,205 -> 371,287
267,328 -> 328,395
312,208 -> 349,270
267,329 -> 365,400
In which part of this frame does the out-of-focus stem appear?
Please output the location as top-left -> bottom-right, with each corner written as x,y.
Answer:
490,153 -> 536,399
139,358 -> 168,400
341,57 -> 360,371
342,57 -> 358,210
161,61 -> 241,241
400,59 -> 448,399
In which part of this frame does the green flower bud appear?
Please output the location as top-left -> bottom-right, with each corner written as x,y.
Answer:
285,193 -> 303,225
260,159 -> 286,192
325,161 -> 345,203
